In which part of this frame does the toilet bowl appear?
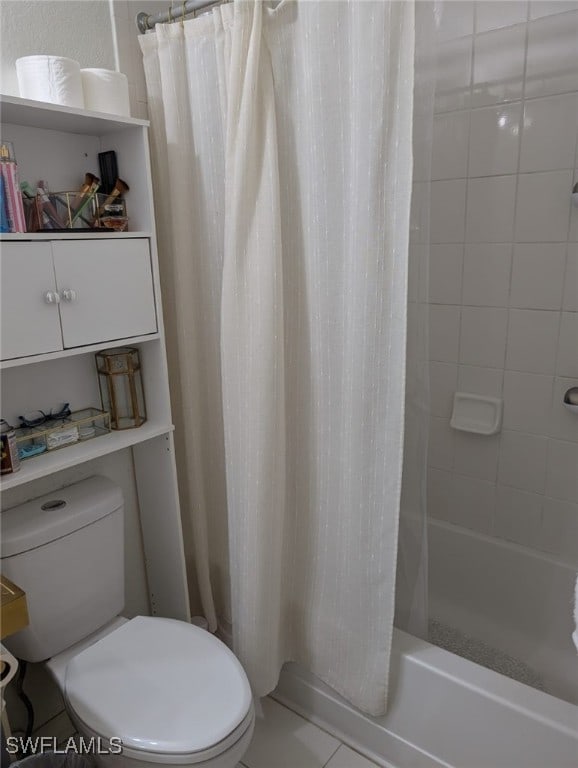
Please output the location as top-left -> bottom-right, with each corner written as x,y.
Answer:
47,616 -> 255,768
0,477 -> 255,768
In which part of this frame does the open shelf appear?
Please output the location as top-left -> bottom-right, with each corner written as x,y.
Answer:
0,333 -> 161,370
0,94 -> 149,135
0,231 -> 152,242
0,421 -> 174,490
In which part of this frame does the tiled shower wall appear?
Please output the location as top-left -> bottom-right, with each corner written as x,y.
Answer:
414,1 -> 578,562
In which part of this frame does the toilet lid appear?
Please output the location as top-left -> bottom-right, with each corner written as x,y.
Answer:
64,616 -> 252,755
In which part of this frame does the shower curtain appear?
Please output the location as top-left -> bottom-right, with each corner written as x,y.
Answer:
140,0 -> 414,715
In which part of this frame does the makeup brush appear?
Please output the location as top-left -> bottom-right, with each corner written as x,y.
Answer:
74,173 -> 99,205
71,175 -> 101,226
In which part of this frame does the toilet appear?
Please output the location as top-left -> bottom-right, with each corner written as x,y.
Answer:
0,476 -> 255,768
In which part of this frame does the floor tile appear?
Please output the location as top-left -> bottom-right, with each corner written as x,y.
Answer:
324,745 -> 379,768
33,711 -> 76,744
243,697 -> 340,768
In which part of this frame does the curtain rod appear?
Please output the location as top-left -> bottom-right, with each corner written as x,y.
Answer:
136,0 -> 229,33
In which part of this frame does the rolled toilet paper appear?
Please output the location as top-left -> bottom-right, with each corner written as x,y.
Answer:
16,55 -> 84,108
81,69 -> 131,117
0,643 -> 18,689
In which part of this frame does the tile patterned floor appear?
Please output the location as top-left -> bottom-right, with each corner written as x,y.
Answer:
34,695 -> 379,768
239,697 -> 379,768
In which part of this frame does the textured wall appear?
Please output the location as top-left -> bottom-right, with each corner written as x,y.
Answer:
0,0 -> 115,96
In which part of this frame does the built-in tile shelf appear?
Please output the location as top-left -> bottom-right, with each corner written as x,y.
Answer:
0,422 -> 174,490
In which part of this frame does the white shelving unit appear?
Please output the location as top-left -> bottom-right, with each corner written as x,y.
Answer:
0,95 -> 191,622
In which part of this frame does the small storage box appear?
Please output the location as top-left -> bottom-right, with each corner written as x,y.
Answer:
15,408 -> 110,460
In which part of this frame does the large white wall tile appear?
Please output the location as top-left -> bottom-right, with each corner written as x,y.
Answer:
498,430 -> 549,492
520,94 -> 578,172
570,170 -> 578,242
430,361 -> 459,417
435,36 -> 473,113
506,309 -> 560,373
556,312 -> 578,377
449,473 -> 495,532
460,307 -> 508,367
432,111 -> 470,180
530,2 -> 578,19
466,175 -> 517,242
469,103 -> 522,177
458,364 -> 504,396
452,431 -> 501,481
408,244 -> 428,303
515,171 -> 573,242
525,11 -> 578,97
429,245 -> 463,304
502,370 -> 553,434
472,24 -> 526,106
494,485 -> 542,547
429,416 -> 456,470
476,1 -> 528,33
428,468 -> 453,521
462,243 -> 512,306
410,182 -> 430,244
563,244 -> 578,310
551,377 -> 578,442
545,439 -> 578,502
431,180 -> 468,243
541,496 -> 578,562
437,1 -> 475,41
429,305 -> 461,362
510,244 -> 566,309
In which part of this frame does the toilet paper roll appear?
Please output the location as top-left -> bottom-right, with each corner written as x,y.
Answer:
16,56 -> 84,109
81,69 -> 131,117
0,644 -> 18,690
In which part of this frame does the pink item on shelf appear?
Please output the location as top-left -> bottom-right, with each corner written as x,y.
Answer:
0,161 -> 26,232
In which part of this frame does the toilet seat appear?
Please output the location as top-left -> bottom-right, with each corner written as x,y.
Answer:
64,616 -> 253,761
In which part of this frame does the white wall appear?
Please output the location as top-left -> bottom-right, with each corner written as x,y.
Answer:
110,0 -> 166,118
415,1 -> 578,562
0,0 -> 116,96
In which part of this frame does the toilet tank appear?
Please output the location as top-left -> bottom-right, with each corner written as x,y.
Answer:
1,476 -> 124,662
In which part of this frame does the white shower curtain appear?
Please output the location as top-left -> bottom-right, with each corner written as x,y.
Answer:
141,0 -> 414,715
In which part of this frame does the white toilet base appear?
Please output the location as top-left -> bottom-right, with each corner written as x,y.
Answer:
72,709 -> 255,768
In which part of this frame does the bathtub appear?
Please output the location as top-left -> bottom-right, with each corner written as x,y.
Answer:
274,633 -> 578,767
428,517 -> 578,706
273,519 -> 578,767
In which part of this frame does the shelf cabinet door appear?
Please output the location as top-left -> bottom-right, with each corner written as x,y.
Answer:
52,239 -> 158,348
1,243 -> 64,360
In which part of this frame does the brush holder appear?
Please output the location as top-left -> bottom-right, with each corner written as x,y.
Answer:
23,192 -> 127,232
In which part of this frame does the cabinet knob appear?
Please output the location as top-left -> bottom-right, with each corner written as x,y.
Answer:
44,291 -> 60,304
62,289 -> 78,303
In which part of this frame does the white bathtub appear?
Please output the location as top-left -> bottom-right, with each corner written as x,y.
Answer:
428,518 -> 578,705
273,518 -> 578,767
274,631 -> 578,768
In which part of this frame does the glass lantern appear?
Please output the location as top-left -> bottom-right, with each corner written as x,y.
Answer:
95,348 -> 147,430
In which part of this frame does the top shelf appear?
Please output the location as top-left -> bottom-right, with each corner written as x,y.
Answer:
0,94 -> 149,135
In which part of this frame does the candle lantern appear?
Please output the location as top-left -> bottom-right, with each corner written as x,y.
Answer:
95,347 -> 146,430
